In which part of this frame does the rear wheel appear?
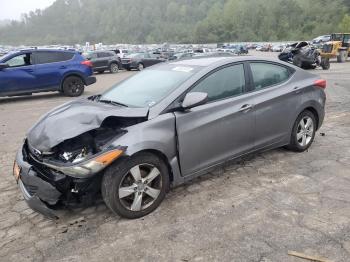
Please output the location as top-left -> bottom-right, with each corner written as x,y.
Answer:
138,63 -> 144,71
102,152 -> 169,219
62,76 -> 84,97
109,63 -> 119,73
286,110 -> 316,152
337,50 -> 347,63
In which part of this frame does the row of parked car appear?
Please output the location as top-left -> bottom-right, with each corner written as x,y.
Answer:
82,46 -> 249,75
0,46 -> 247,98
253,35 -> 333,53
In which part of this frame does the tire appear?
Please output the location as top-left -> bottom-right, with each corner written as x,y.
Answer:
137,63 -> 144,71
102,152 -> 169,219
320,57 -> 330,70
97,70 -> 105,74
62,76 -> 84,97
292,56 -> 303,68
109,63 -> 119,73
286,110 -> 316,152
337,50 -> 347,63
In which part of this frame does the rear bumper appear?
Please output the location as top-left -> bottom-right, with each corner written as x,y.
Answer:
122,62 -> 137,70
318,105 -> 325,130
85,76 -> 96,86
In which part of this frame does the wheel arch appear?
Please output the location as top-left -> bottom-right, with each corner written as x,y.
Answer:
60,73 -> 86,90
303,106 -> 319,129
130,149 -> 174,187
108,60 -> 119,68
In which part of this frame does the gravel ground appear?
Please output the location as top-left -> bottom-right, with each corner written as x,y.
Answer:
0,52 -> 349,262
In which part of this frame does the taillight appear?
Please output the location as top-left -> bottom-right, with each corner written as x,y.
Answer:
314,79 -> 326,89
81,60 -> 93,67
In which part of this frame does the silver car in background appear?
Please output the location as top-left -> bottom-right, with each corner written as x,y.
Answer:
14,57 -> 326,219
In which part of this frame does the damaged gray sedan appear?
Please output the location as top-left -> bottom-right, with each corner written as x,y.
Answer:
13,57 -> 326,219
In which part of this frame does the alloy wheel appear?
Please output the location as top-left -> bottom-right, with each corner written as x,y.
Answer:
68,80 -> 82,94
118,164 -> 162,211
110,63 -> 118,73
138,63 -> 144,71
296,116 -> 314,147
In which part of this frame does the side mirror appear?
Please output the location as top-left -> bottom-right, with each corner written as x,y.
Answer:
182,92 -> 208,110
0,63 -> 9,70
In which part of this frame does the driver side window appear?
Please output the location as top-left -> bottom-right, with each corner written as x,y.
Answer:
191,64 -> 245,102
6,53 -> 32,67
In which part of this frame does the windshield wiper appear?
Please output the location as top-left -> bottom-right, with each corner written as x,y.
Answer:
98,99 -> 129,107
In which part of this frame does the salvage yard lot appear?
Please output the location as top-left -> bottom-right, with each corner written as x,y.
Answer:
1,51 -> 350,262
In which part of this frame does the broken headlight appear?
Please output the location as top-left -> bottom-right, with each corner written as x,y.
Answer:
44,149 -> 124,178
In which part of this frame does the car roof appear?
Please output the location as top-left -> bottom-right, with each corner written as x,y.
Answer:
88,50 -> 114,53
20,48 -> 76,53
169,57 -> 231,66
168,56 -> 288,67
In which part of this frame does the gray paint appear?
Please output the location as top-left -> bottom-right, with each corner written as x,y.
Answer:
24,57 -> 325,187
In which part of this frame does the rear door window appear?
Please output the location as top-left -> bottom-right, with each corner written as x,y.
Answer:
191,64 -> 246,102
97,52 -> 108,58
34,51 -> 74,64
250,63 -> 291,90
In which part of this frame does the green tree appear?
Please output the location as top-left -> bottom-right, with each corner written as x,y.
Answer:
0,0 -> 348,45
339,14 -> 350,32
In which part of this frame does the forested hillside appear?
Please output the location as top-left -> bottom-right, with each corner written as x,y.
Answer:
0,0 -> 349,45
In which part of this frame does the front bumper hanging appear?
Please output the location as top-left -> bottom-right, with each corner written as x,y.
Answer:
15,148 -> 61,219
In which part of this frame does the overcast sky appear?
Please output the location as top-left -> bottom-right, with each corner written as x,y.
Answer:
0,0 -> 56,20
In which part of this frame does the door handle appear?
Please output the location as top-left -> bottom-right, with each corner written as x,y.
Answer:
239,104 -> 253,112
59,66 -> 67,69
23,68 -> 34,72
293,86 -> 301,94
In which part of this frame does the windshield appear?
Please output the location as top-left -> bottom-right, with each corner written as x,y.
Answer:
331,34 -> 343,41
0,51 -> 16,62
100,67 -> 196,108
127,53 -> 143,58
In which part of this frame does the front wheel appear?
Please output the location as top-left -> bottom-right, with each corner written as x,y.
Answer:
320,57 -> 330,70
62,76 -> 85,97
102,152 -> 169,219
286,110 -> 316,152
109,63 -> 119,73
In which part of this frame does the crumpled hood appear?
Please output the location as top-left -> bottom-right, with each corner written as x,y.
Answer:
27,98 -> 149,152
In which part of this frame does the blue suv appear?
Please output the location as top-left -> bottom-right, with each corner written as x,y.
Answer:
0,49 -> 96,97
